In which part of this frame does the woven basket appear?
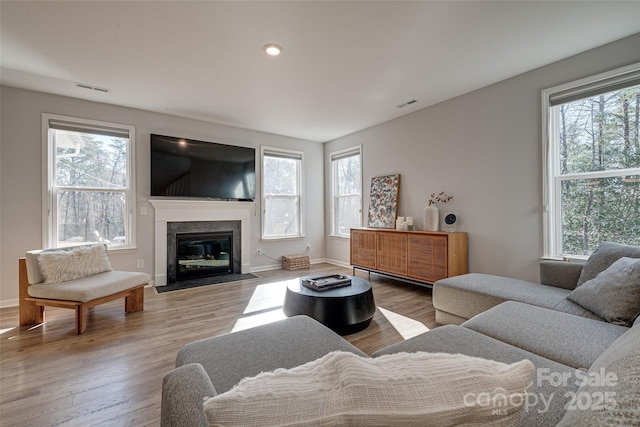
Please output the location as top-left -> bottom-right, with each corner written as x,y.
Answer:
282,254 -> 310,270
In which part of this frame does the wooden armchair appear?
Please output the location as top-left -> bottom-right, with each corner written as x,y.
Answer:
19,245 -> 151,334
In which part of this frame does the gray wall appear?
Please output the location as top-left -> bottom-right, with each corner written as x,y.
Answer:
0,87 -> 324,306
3,33 -> 639,306
325,33 -> 640,282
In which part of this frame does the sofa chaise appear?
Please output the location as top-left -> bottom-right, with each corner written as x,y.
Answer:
433,242 -> 640,326
161,242 -> 640,426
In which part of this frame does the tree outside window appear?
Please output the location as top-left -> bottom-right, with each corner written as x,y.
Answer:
331,146 -> 362,237
261,147 -> 303,239
545,69 -> 640,257
45,114 -> 135,249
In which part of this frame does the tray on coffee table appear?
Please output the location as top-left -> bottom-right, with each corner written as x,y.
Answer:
301,274 -> 352,291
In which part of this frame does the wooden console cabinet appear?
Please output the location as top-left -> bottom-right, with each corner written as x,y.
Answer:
350,228 -> 468,286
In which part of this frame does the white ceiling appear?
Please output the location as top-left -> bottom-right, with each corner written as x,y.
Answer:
2,1 -> 640,143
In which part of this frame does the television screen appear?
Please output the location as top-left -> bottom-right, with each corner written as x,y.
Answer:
150,134 -> 256,200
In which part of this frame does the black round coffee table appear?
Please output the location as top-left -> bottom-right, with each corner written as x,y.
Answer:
283,276 -> 376,335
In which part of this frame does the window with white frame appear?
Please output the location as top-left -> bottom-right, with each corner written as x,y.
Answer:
542,64 -> 640,258
43,114 -> 136,249
261,147 -> 303,239
330,145 -> 362,237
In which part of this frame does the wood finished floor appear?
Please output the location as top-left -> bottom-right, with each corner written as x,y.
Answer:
0,264 -> 437,426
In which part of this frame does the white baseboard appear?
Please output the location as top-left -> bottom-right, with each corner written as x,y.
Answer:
0,263 -> 351,306
324,258 -> 352,269
250,257 -> 341,273
250,263 -> 282,273
0,298 -> 18,308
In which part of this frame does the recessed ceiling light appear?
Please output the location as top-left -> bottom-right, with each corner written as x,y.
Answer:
263,43 -> 282,56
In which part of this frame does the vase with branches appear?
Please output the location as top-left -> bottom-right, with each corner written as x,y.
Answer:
424,192 -> 453,231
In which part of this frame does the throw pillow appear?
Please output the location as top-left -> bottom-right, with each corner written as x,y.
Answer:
568,257 -> 640,326
556,326 -> 640,426
39,244 -> 113,284
576,242 -> 640,287
203,350 -> 535,427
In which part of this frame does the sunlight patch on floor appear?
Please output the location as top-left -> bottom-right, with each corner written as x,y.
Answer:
233,279 -> 290,333
377,307 -> 430,340
242,280 -> 291,315
231,309 -> 287,333
234,278 -> 430,338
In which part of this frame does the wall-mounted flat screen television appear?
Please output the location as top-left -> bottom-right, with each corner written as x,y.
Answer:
150,134 -> 256,200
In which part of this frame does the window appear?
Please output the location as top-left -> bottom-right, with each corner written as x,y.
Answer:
542,64 -> 640,258
43,114 -> 136,249
261,146 -> 303,239
330,145 -> 362,237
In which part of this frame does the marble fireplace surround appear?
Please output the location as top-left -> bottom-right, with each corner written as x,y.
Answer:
150,199 -> 252,286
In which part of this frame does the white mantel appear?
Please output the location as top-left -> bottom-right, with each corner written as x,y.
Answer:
150,199 -> 253,286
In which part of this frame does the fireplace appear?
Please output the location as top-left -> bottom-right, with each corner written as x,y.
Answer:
149,199 -> 252,286
176,232 -> 233,281
166,220 -> 241,284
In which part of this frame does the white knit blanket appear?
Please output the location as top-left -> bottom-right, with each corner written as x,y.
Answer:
204,350 -> 534,427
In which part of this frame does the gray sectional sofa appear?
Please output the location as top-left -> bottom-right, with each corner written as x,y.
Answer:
161,242 -> 640,426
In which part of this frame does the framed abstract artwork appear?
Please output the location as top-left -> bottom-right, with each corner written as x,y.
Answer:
367,174 -> 400,228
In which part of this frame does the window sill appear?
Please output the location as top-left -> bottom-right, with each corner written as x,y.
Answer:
541,255 -> 588,262
328,234 -> 350,239
260,235 -> 306,243
108,245 -> 138,254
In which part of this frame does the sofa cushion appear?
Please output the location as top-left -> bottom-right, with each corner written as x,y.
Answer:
568,257 -> 640,326
176,315 -> 367,395
38,243 -> 113,284
576,242 -> 640,287
433,274 -> 601,324
203,350 -> 534,427
556,325 -> 640,426
373,325 -> 580,427
462,301 -> 628,370
25,244 -> 111,285
27,270 -> 150,302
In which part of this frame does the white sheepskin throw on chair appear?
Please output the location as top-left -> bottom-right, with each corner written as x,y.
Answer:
39,244 -> 113,284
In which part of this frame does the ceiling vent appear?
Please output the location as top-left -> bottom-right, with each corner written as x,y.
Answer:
75,83 -> 111,93
397,99 -> 417,109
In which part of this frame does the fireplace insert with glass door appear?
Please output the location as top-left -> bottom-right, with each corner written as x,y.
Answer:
175,232 -> 233,281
